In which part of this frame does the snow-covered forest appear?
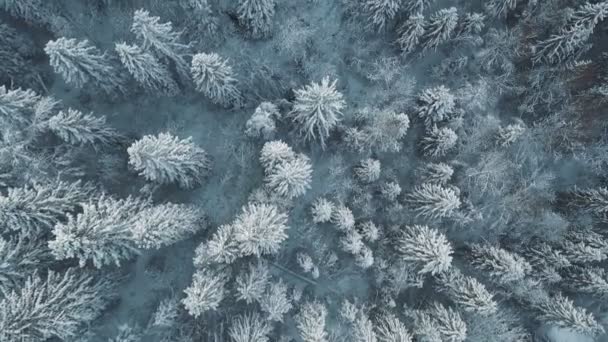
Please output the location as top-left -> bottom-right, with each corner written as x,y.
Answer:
1,0 -> 608,341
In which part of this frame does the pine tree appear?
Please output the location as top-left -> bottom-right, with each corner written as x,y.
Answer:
127,132 -> 211,189
229,312 -> 272,342
259,140 -> 296,172
131,9 -> 190,80
265,153 -> 313,199
331,204 -> 356,231
115,42 -> 178,95
395,225 -> 453,275
422,7 -> 458,52
245,102 -> 280,139
469,244 -> 531,283
380,181 -> 402,201
415,85 -> 456,127
259,280 -> 292,322
361,0 -> 403,32
412,302 -> 467,342
237,0 -> 276,39
194,224 -> 240,265
485,0 -> 518,18
351,311 -> 378,342
397,14 -> 426,55
191,52 -> 242,108
496,121 -> 526,147
290,77 -> 346,148
417,162 -> 454,184
350,109 -> 410,153
49,195 -> 147,268
534,293 -> 604,336
131,203 -> 204,249
45,38 -> 126,95
406,183 -> 461,219
182,270 -> 227,317
563,267 -> 608,298
43,108 -> 121,146
232,202 -> 289,256
374,313 -> 412,342
455,12 -> 485,37
0,234 -> 49,296
403,0 -> 434,14
569,187 -> 608,216
311,198 -> 334,223
235,261 -> 270,304
296,301 -> 329,342
436,269 -> 497,316
355,158 -> 381,183
0,86 -> 40,126
420,126 -> 458,157
0,181 -> 91,234
0,269 -> 113,341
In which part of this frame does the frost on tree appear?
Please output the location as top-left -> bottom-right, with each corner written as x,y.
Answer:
496,121 -> 526,147
127,132 -> 211,189
235,261 -> 270,304
265,153 -> 313,199
49,195 -> 147,268
355,158 -> 381,183
417,162 -> 454,184
131,9 -> 190,80
245,102 -> 280,139
289,77 -> 346,148
469,244 -> 531,284
534,293 -> 604,336
563,266 -> 608,298
115,42 -> 178,96
406,183 -> 461,219
415,85 -> 456,127
395,224 -> 453,275
403,0 -> 435,14
44,38 -> 126,95
43,108 -> 121,146
259,140 -> 296,171
0,181 -> 91,234
0,86 -> 40,127
182,270 -> 227,317
0,234 -> 49,296
361,0 -> 403,32
296,301 -> 328,342
436,269 -> 497,316
0,269 -> 112,342
533,1 -> 608,65
237,0 -> 276,39
420,126 -> 458,157
311,197 -> 334,223
410,302 -> 467,342
259,280 -> 293,322
232,202 -> 289,257
229,312 -> 272,342
194,224 -> 240,266
422,7 -> 458,52
191,52 -> 242,108
397,14 -> 426,55
374,313 -> 412,342
331,204 -> 355,231
345,109 -> 410,153
485,0 -> 518,18
131,203 -> 204,249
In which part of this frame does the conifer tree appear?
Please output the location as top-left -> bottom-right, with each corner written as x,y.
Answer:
563,267 -> 608,298
397,14 -> 426,55
374,313 -> 412,342
0,86 -> 39,126
229,312 -> 272,342
0,234 -> 49,296
436,269 -> 497,316
237,0 -> 276,39
115,42 -> 178,95
534,293 -> 604,336
395,224 -> 453,275
182,270 -> 227,317
296,301 -> 329,342
421,126 -> 458,157
361,0 -> 403,32
235,262 -> 270,304
191,52 -> 242,107
265,153 -> 313,199
470,244 -> 531,284
417,162 -> 454,184
232,203 -> 289,257
422,7 -> 458,52
44,108 -> 121,146
127,132 -> 211,189
406,183 -> 461,219
415,85 -> 456,127
259,280 -> 292,322
355,158 -> 381,183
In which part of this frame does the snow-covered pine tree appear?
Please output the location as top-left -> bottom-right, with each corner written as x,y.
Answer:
194,224 -> 240,265
265,153 -> 313,199
0,181 -> 91,234
245,102 -> 280,139
235,261 -> 270,304
485,0 -> 518,18
469,244 -> 531,284
397,14 -> 426,55
49,195 -> 147,268
0,234 -> 49,296
311,198 -> 334,223
44,38 -> 126,95
229,312 -> 273,342
115,42 -> 178,96
127,132 -> 211,189
260,140 -> 296,172
395,224 -> 453,275
182,269 -> 227,317
420,126 -> 458,157
534,293 -> 604,336
191,52 -> 242,108
131,203 -> 204,249
406,183 -> 461,219
563,266 -> 608,298
436,269 -> 497,315
232,202 -> 289,256
289,77 -> 346,148
422,7 -> 458,52
496,121 -> 526,146
355,158 -> 381,183
351,311 -> 378,342
415,85 -> 456,127
361,0 -> 403,32
131,9 -> 190,80
331,204 -> 356,231
43,108 -> 121,146
296,301 -> 329,342
0,269 -> 113,341
374,313 -> 412,342
417,162 -> 454,184
0,86 -> 40,127
413,302 -> 467,342
237,0 -> 276,39
259,279 -> 293,322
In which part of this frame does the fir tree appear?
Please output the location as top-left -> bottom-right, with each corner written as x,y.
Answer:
45,38 -> 126,95
406,183 -> 461,219
194,224 -> 240,265
563,266 -> 608,298
417,162 -> 454,184
265,153 -> 313,199
420,126 -> 458,157
191,52 -> 242,108
127,132 -> 211,189
355,158 -> 381,183
311,198 -> 334,223
296,301 -> 329,342
290,77 -> 346,148
415,85 -> 456,127
245,102 -> 280,139
534,293 -> 604,336
237,0 -> 276,39
0,234 -> 50,296
469,244 -> 531,284
229,312 -> 272,342
115,42 -> 178,95
131,203 -> 204,249
0,86 -> 39,126
43,108 -> 121,146
397,14 -> 426,55
235,261 -> 270,304
182,270 -> 227,317
259,280 -> 292,322
331,204 -> 356,231
361,0 -> 403,32
374,313 -> 412,342
259,140 -> 296,172
395,225 -> 453,275
436,269 -> 497,316
422,7 -> 458,52
232,203 -> 289,257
